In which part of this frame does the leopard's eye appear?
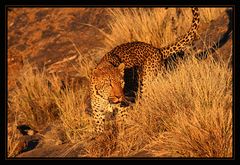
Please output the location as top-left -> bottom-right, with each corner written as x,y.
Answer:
109,80 -> 114,87
121,80 -> 125,87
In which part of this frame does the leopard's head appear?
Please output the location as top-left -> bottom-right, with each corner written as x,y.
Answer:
91,62 -> 126,104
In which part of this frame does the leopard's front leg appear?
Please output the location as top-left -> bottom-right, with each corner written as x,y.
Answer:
111,103 -> 133,124
92,99 -> 116,134
92,108 -> 105,133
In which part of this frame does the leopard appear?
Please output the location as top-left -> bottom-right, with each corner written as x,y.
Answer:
90,7 -> 200,133
90,61 -> 129,133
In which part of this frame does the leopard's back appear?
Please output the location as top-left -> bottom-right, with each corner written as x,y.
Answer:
101,8 -> 200,68
101,41 -> 159,68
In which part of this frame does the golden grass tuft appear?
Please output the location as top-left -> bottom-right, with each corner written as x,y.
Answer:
139,56 -> 232,157
52,86 -> 93,143
8,64 -> 61,130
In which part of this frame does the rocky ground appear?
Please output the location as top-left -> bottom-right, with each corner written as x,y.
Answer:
8,8 -> 112,91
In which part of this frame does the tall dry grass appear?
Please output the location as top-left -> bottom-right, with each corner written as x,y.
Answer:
104,8 -> 226,49
7,60 -> 95,156
8,64 -> 61,130
138,56 -> 232,157
8,8 -> 232,157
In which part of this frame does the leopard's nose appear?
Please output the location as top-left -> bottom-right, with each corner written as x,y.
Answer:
108,96 -> 124,104
118,96 -> 123,102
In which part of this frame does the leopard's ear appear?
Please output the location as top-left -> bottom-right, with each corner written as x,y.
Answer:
91,68 -> 99,78
91,68 -> 97,75
118,63 -> 125,75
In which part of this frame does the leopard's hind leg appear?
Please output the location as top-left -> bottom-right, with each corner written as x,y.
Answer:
140,53 -> 163,99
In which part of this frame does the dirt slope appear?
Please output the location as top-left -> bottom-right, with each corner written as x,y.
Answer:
8,8 -> 111,91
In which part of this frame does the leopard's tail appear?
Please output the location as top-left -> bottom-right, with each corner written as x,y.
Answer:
161,7 -> 200,59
